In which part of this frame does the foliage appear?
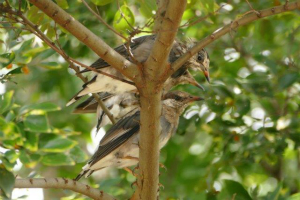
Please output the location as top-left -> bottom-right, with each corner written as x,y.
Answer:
0,0 -> 300,199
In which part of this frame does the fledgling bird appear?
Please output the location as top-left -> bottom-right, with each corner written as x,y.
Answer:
74,91 -> 203,181
73,70 -> 203,130
67,35 -> 210,106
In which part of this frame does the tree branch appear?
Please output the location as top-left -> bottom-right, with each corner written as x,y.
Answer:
136,1 -> 187,199
14,178 -> 115,200
28,0 -> 139,82
1,7 -> 118,125
170,0 -> 300,75
145,0 -> 187,81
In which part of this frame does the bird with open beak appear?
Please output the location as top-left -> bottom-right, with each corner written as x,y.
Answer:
74,91 -> 204,181
66,35 -> 210,106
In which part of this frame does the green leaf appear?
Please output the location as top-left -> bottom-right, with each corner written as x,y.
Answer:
19,102 -> 61,115
24,114 -> 50,132
39,136 -> 77,153
19,150 -> 41,168
4,150 -> 19,163
266,182 -> 281,200
23,132 -> 39,151
70,146 -> 88,163
5,110 -> 16,122
288,193 -> 300,200
139,0 -> 156,18
113,5 -> 135,32
0,91 -> 14,114
0,119 -> 21,140
40,62 -> 62,69
55,0 -> 69,9
200,0 -> 215,13
91,0 -> 114,6
41,153 -> 75,166
278,73 -> 299,90
1,157 -> 16,171
6,67 -> 23,75
0,167 -> 15,198
224,180 -> 252,200
0,52 -> 15,68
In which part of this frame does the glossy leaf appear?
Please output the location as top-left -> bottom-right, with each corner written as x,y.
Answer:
19,150 -> 41,168
19,102 -> 61,115
91,0 -> 114,6
39,136 -> 77,153
0,91 -> 14,114
0,52 -> 15,68
55,0 -> 69,9
113,5 -> 135,33
24,114 -> 50,132
41,153 -> 75,166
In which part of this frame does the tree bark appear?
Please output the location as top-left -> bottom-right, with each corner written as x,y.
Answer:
14,178 -> 115,200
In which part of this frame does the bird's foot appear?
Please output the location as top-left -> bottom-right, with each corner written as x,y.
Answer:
124,167 -> 138,177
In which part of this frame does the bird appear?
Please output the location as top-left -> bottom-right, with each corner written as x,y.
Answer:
74,90 -> 204,181
73,70 -> 204,130
66,35 -> 210,106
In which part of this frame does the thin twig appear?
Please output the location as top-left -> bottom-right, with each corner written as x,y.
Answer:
116,0 -> 135,31
180,4 -> 225,28
81,0 -> 128,41
1,6 -> 117,124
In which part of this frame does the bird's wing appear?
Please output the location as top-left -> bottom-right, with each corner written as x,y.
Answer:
66,75 -> 98,106
73,92 -> 113,113
89,125 -> 139,166
100,110 -> 140,145
80,35 -> 155,73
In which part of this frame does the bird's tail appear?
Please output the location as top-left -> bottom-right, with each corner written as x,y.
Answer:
74,169 -> 91,181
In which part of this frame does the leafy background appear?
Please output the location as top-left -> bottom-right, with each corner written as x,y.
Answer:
0,0 -> 300,199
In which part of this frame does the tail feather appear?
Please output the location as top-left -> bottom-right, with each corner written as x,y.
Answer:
74,170 -> 89,181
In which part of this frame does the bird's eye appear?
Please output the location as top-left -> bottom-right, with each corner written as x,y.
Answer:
174,96 -> 181,101
197,53 -> 204,62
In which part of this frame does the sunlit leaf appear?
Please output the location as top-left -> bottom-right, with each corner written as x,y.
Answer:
39,136 -> 77,153
113,5 -> 135,33
19,102 -> 61,115
55,0 -> 69,9
91,0 -> 114,6
24,114 -> 50,132
0,52 -> 15,68
4,150 -> 19,163
0,91 -> 14,114
19,150 -> 41,168
41,153 -> 75,166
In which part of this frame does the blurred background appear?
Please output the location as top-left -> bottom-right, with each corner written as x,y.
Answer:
0,0 -> 300,199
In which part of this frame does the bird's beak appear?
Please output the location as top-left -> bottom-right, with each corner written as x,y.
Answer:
190,79 -> 205,91
203,70 -> 210,83
188,96 -> 204,103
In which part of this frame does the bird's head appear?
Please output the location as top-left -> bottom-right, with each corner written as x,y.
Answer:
163,91 -> 204,114
189,49 -> 210,83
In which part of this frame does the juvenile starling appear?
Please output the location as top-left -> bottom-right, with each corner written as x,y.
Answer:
73,70 -> 203,130
67,35 -> 210,106
74,91 -> 203,180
